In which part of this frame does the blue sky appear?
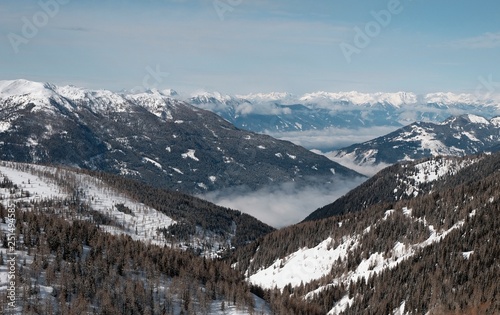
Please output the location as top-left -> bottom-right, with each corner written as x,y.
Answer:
1,0 -> 499,95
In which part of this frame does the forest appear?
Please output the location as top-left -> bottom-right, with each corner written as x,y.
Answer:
0,153 -> 498,314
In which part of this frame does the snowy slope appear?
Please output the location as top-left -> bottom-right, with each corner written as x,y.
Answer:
248,207 -> 466,292
246,203 -> 474,314
305,155 -> 484,221
240,153 -> 500,315
0,161 -> 274,256
0,161 -> 273,314
330,114 -> 500,171
0,162 -> 176,246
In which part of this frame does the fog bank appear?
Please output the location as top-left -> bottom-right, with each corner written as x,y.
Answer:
200,178 -> 366,228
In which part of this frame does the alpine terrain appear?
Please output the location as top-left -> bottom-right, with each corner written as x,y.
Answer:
233,152 -> 500,314
0,80 -> 498,315
184,91 -> 500,140
0,80 -> 362,195
0,160 -> 275,314
330,114 -> 500,172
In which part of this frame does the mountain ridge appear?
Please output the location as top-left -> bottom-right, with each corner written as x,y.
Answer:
330,114 -> 500,171
231,152 -> 500,314
178,86 -> 500,138
5,79 -> 500,143
0,79 -> 363,198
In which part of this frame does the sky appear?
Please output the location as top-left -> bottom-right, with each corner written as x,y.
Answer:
1,0 -> 499,95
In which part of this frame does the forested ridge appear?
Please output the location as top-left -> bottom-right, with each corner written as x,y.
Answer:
82,168 -> 275,249
233,152 -> 500,314
0,204 -> 261,314
0,161 -> 274,252
0,153 -> 498,314
304,154 -> 486,221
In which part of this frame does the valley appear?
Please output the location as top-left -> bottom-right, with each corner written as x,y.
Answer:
0,80 -> 499,315
3,1 -> 500,313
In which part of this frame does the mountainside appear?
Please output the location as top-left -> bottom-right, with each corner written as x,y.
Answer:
0,163 -> 272,314
330,114 -> 500,171
232,153 -> 500,314
184,91 -> 500,137
0,79 -> 362,195
0,161 -> 273,255
304,154 -> 483,221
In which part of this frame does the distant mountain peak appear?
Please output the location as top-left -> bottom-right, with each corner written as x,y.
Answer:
442,114 -> 492,125
188,91 -> 242,105
161,88 -> 178,97
299,91 -> 418,107
236,92 -> 296,103
0,79 -> 54,98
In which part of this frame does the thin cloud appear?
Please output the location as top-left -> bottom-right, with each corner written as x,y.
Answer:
54,26 -> 91,32
444,32 -> 500,49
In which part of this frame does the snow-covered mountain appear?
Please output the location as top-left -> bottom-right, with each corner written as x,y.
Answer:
182,89 -> 500,137
0,79 -> 362,195
329,114 -> 500,172
232,153 -> 500,314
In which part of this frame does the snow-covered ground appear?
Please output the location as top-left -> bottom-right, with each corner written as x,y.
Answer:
249,236 -> 356,289
397,156 -> 481,198
246,202 -> 475,315
0,161 -> 272,314
0,161 -> 175,246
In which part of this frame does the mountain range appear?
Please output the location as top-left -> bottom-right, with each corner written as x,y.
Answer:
0,79 -> 362,195
182,90 -> 500,142
0,79 -> 499,314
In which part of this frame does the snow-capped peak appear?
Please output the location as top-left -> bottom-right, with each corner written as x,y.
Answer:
0,79 -> 133,113
0,79 -> 67,112
236,92 -> 296,103
188,91 -> 238,103
463,114 -> 491,124
0,79 -> 56,99
299,91 -> 418,107
3,79 -> 500,113
491,116 -> 500,127
442,114 -> 492,125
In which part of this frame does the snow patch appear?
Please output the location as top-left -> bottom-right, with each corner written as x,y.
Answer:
248,236 -> 356,290
465,114 -> 490,124
181,149 -> 199,161
142,157 -> 162,169
462,251 -> 474,259
170,167 -> 184,174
